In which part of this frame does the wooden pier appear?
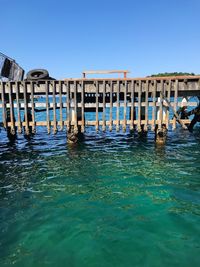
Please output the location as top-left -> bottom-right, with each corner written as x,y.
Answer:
0,76 -> 200,142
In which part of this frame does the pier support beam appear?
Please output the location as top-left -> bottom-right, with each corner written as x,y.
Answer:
67,127 -> 79,143
67,106 -> 84,144
6,109 -> 17,141
138,94 -> 148,136
155,98 -> 168,144
155,124 -> 167,145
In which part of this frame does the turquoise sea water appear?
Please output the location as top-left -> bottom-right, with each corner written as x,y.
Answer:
0,127 -> 200,267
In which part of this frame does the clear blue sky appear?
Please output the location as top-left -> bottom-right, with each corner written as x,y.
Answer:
1,0 -> 200,79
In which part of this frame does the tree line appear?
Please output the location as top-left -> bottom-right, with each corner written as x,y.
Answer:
149,72 -> 196,77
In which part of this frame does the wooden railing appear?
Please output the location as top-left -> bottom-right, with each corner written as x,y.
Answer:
0,77 -> 200,136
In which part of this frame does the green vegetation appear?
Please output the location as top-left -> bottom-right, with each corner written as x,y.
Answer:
149,72 -> 196,77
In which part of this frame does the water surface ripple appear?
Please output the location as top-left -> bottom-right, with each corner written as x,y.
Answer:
0,128 -> 200,267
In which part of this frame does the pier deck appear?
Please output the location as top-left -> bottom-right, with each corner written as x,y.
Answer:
0,76 -> 200,137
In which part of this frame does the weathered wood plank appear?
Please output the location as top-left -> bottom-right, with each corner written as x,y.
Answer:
45,81 -> 50,134
137,80 -> 142,132
30,81 -> 36,133
0,101 -> 197,110
123,81 -> 127,132
166,80 -> 171,129
1,82 -> 7,129
95,81 -> 99,132
15,81 -> 22,133
4,118 -> 191,128
23,82 -> 29,135
52,81 -> 57,134
102,80 -> 106,132
66,81 -> 70,131
73,81 -> 78,134
1,77 -> 200,96
116,81 -> 120,132
81,80 -> 85,133
130,80 -> 135,130
8,83 -> 15,134
151,80 -> 157,131
158,80 -> 164,129
59,81 -> 63,131
173,80 -> 178,130
144,80 -> 149,131
109,81 -> 113,131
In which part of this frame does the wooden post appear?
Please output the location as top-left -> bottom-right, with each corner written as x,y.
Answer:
81,80 -> 85,133
45,81 -> 50,134
155,80 -> 168,145
30,81 -> 36,133
166,80 -> 171,130
137,80 -> 142,132
116,80 -> 120,132
102,80 -> 106,132
59,81 -> 63,131
67,81 -> 80,143
144,80 -> 149,132
73,81 -> 78,134
158,80 -> 164,129
130,80 -> 135,131
152,80 -> 157,131
8,83 -> 15,135
52,81 -> 57,134
15,81 -> 22,133
1,82 -> 7,129
123,81 -> 127,132
66,81 -> 70,132
23,82 -> 29,135
109,81 -> 113,131
95,81 -> 99,132
173,80 -> 178,130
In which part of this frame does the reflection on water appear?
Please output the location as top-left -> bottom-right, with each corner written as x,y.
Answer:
0,127 -> 200,267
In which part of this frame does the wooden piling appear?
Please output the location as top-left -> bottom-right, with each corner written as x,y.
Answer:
144,80 -> 149,132
73,81 -> 78,134
109,81 -> 113,131
45,81 -> 50,134
81,80 -> 85,133
123,81 -> 127,132
59,81 -> 63,131
102,80 -> 106,132
23,82 -> 29,135
159,80 -> 164,129
137,80 -> 142,132
173,80 -> 178,130
66,81 -> 70,131
8,83 -> 15,135
116,80 -> 120,132
130,80 -> 135,131
30,81 -> 36,133
15,81 -> 22,133
152,80 -> 157,131
95,81 -> 99,132
1,82 -> 7,129
166,80 -> 171,129
52,81 -> 57,134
